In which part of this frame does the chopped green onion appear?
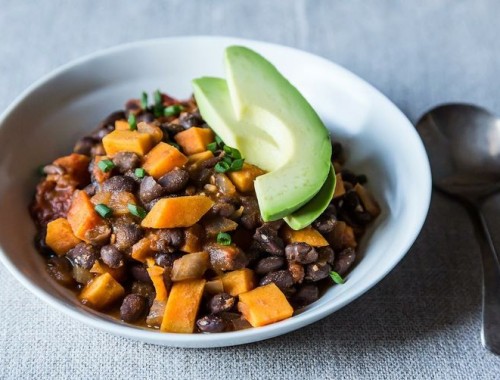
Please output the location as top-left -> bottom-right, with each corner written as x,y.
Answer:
229,148 -> 241,159
215,161 -> 231,173
128,114 -> 137,130
215,135 -> 223,146
217,232 -> 232,245
230,158 -> 245,171
95,204 -> 112,218
134,168 -> 146,178
168,141 -> 181,150
140,92 -> 148,109
329,271 -> 345,284
164,105 -> 183,117
128,203 -> 147,219
207,142 -> 218,152
154,90 -> 162,106
97,159 -> 115,173
222,156 -> 233,165
223,145 -> 233,154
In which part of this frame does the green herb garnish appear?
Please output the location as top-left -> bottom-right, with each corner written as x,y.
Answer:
128,203 -> 147,219
134,168 -> 146,178
230,158 -> 245,171
207,142 -> 218,152
217,232 -> 232,245
215,161 -> 231,173
95,204 -> 112,218
97,159 -> 115,173
153,90 -> 163,117
164,105 -> 183,117
329,271 -> 345,284
215,135 -> 223,146
128,114 -> 137,130
140,92 -> 148,109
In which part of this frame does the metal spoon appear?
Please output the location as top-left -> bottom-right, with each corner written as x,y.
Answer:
416,104 -> 500,355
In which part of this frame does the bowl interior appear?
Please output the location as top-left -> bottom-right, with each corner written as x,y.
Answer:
0,37 -> 431,347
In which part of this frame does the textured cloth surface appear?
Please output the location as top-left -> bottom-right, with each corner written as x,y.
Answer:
1,0 -> 500,379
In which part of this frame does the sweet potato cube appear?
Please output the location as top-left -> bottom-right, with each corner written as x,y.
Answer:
327,221 -> 357,250
146,299 -> 167,327
282,225 -> 329,247
102,130 -> 154,156
333,173 -> 345,199
53,153 -> 90,185
91,191 -> 138,216
227,163 -> 266,193
174,127 -> 215,155
131,237 -> 154,262
147,265 -> 168,301
354,183 -> 381,217
142,142 -> 188,179
141,195 -> 214,228
171,251 -> 209,281
187,150 -> 214,165
45,218 -> 81,256
67,191 -> 106,242
92,156 -> 112,183
238,283 -> 293,327
204,278 -> 224,295
221,269 -> 255,296
114,119 -> 130,131
137,122 -> 163,144
79,273 -> 125,310
160,279 -> 206,333
180,224 -> 204,253
90,261 -> 126,283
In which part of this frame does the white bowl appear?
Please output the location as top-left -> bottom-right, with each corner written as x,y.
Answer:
0,36 -> 431,348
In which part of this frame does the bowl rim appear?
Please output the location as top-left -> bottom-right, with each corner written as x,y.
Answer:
0,35 -> 432,347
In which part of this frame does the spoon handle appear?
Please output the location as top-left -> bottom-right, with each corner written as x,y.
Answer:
469,205 -> 500,355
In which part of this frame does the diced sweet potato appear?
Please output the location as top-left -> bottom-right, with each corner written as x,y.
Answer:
92,156 -> 112,183
160,279 -> 206,333
45,218 -> 81,256
114,119 -> 130,131
213,173 -> 237,196
204,278 -> 224,295
91,191 -> 138,216
147,265 -> 168,301
326,221 -> 357,250
237,283 -> 293,327
221,268 -> 255,296
79,273 -> 125,310
53,153 -> 90,185
131,237 -> 154,262
171,251 -> 209,281
67,191 -> 106,242
354,183 -> 381,217
227,163 -> 266,193
146,299 -> 167,327
102,130 -> 154,156
141,142 -> 188,179
187,150 -> 214,166
180,224 -> 204,253
282,225 -> 329,247
141,195 -> 214,228
138,121 -> 163,143
174,127 -> 215,155
203,216 -> 238,236
333,173 -> 345,199
90,261 -> 126,283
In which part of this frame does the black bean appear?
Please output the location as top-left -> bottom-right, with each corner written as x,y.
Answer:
154,252 -> 182,268
200,156 -> 223,169
211,201 -> 236,217
102,175 -> 136,193
240,196 -> 262,230
305,262 -> 331,282
113,219 -> 143,251
180,112 -> 204,128
285,243 -> 318,264
352,211 -> 373,225
125,99 -> 141,113
83,183 -> 97,197
161,123 -> 184,137
158,168 -> 189,193
253,223 -> 284,255
130,264 -> 152,283
100,245 -> 124,268
343,191 -> 363,212
84,223 -> 112,247
254,256 -> 285,275
136,112 -> 155,123
46,257 -> 75,287
112,152 -> 140,174
120,294 -> 147,322
259,270 -> 294,291
66,243 -> 98,269
197,315 -> 226,333
331,142 -> 343,161
293,284 -> 319,306
152,229 -> 184,252
313,214 -> 337,234
99,110 -> 126,130
206,243 -> 248,272
139,176 -> 164,203
317,246 -> 335,265
333,247 -> 356,275
208,293 -> 235,314
73,136 -> 96,156
341,169 -> 359,185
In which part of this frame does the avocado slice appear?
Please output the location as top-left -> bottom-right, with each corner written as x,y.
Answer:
192,46 -> 331,221
283,165 -> 336,230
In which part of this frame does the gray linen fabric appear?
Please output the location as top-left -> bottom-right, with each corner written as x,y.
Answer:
1,0 -> 500,378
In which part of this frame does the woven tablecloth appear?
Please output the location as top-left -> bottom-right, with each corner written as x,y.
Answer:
1,1 -> 500,378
